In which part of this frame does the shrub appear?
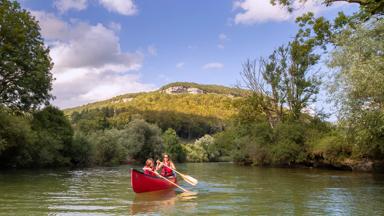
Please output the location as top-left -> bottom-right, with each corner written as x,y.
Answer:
163,128 -> 186,162
89,129 -> 126,166
182,143 -> 208,162
195,135 -> 220,161
311,131 -> 352,162
0,109 -> 36,167
271,122 -> 307,164
352,110 -> 384,159
119,119 -> 163,163
69,133 -> 95,166
31,106 -> 74,167
231,121 -> 273,165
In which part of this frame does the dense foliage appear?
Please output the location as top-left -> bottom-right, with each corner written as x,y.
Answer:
221,113 -> 340,166
72,119 -> 164,166
66,87 -> 238,139
221,0 -> 384,168
184,135 -> 216,162
328,19 -> 384,159
0,106 -> 74,167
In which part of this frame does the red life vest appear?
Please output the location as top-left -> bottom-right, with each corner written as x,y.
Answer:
143,167 -> 156,176
160,161 -> 174,177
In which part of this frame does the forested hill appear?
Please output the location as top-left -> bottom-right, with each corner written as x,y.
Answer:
64,82 -> 248,139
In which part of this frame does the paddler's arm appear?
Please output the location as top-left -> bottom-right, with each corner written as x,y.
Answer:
155,160 -> 163,171
170,161 -> 176,170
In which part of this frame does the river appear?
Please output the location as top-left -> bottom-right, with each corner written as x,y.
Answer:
0,163 -> 383,215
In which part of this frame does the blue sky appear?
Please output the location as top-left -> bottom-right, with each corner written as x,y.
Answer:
19,0 -> 357,111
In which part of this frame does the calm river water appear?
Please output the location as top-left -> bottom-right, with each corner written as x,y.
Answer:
0,163 -> 383,215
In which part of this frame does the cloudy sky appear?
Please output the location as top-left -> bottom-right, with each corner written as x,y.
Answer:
20,0 -> 357,109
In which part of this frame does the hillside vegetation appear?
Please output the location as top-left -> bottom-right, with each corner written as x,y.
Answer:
65,82 -> 244,139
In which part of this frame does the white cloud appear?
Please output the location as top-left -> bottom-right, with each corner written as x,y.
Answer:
99,0 -> 137,16
176,62 -> 185,69
54,71 -> 153,107
54,0 -> 87,13
203,62 -> 224,70
32,11 -> 153,108
234,0 -> 328,24
31,11 -> 70,40
49,23 -> 142,70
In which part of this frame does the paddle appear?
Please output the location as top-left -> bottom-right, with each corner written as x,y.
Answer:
151,171 -> 190,193
162,164 -> 198,186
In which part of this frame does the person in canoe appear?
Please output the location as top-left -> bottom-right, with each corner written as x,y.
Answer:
143,158 -> 156,176
156,154 -> 176,177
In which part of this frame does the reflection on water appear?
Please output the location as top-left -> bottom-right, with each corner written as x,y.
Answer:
130,190 -> 178,215
131,189 -> 198,215
0,163 -> 383,215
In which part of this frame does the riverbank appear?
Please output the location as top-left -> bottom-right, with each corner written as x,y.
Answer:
2,158 -> 384,173
233,159 -> 384,173
311,159 -> 384,172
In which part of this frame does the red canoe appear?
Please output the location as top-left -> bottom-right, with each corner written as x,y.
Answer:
131,168 -> 177,193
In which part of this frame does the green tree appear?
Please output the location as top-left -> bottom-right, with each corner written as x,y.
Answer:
286,40 -> 320,119
240,55 -> 286,127
240,41 -> 319,122
120,119 -> 163,163
69,132 -> 95,166
0,108 -> 36,167
329,20 -> 384,115
31,106 -> 74,166
89,129 -> 126,166
328,20 -> 384,159
0,0 -> 53,111
271,121 -> 307,165
162,128 -> 186,162
195,135 -> 220,161
183,143 -> 208,162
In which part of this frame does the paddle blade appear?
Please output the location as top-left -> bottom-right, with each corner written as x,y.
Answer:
178,191 -> 198,200
180,174 -> 198,186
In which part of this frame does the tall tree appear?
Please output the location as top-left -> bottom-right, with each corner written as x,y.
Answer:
240,49 -> 287,126
240,40 -> 319,124
328,20 -> 384,158
0,0 -> 53,111
120,119 -> 163,163
286,39 -> 320,119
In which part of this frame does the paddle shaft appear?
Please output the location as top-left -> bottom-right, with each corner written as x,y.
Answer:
151,171 -> 189,192
163,164 -> 197,184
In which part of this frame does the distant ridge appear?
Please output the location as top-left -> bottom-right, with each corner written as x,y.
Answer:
64,82 -> 248,113
64,82 -> 248,139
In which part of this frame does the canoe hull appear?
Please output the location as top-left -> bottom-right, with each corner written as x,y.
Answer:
131,168 -> 177,193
